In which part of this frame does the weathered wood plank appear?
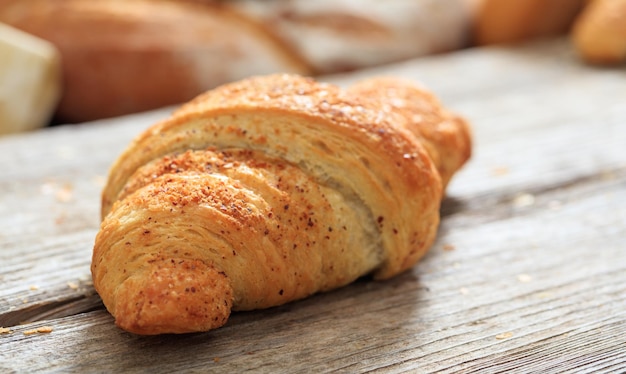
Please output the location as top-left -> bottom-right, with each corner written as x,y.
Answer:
1,39 -> 626,372
1,169 -> 624,372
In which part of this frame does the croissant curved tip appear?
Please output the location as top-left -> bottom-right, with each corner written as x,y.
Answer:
111,259 -> 233,335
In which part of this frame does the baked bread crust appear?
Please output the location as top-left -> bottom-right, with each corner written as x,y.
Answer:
92,74 -> 471,335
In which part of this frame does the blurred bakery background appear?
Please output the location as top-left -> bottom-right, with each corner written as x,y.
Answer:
0,0 -> 622,136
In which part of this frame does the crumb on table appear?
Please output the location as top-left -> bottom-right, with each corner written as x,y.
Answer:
23,326 -> 53,335
496,332 -> 513,340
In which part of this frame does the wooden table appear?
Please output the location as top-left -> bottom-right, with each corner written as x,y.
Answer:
1,39 -> 625,373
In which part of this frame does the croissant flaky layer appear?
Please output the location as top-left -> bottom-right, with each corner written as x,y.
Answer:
92,74 -> 471,335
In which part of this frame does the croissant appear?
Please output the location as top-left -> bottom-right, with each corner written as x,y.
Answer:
91,74 -> 471,335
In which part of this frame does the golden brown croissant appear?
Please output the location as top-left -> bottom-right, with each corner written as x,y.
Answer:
92,74 -> 471,335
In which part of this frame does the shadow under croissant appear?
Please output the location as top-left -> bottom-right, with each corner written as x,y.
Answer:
440,196 -> 468,218
106,270 -> 426,343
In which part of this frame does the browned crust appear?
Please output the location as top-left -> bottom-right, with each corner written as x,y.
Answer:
347,77 -> 472,189
111,259 -> 233,335
103,74 -> 443,277
103,74 -> 440,218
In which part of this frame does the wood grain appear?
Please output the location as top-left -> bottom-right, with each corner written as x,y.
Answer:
1,39 -> 625,373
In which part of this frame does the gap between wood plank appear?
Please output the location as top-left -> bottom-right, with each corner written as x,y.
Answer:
0,294 -> 102,327
441,165 -> 626,223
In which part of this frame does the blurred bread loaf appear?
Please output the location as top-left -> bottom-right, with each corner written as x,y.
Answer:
225,0 -> 473,74
572,0 -> 626,65
473,0 -> 586,45
0,0 -> 310,123
0,0 -> 473,124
